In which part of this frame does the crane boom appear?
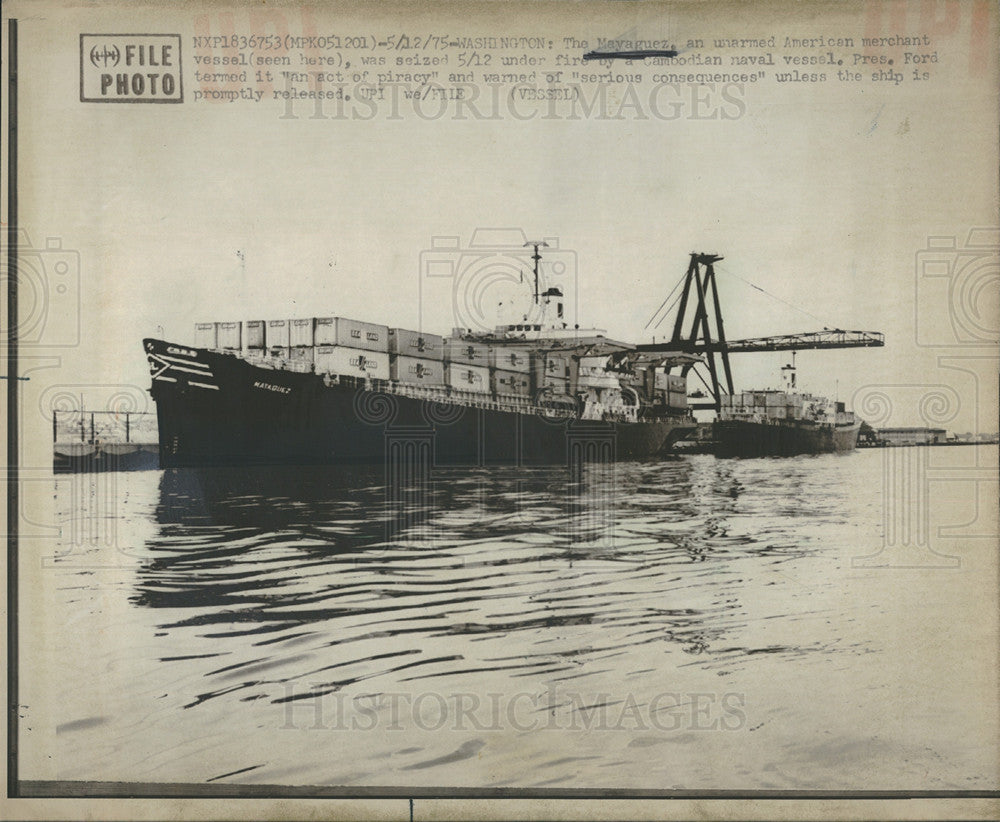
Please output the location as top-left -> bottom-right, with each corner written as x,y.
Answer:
636,329 -> 884,355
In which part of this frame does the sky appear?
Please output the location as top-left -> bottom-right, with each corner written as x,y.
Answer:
9,0 -> 999,447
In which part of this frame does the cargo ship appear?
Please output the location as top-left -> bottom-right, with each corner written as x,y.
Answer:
144,268 -> 697,468
712,357 -> 861,457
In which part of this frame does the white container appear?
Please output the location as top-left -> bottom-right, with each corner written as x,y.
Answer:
314,346 -> 390,380
542,352 -> 573,379
491,369 -> 531,396
391,355 -> 445,385
267,319 -> 290,349
446,362 -> 490,393
388,328 -> 445,360
444,339 -> 490,365
244,320 -> 266,349
290,318 -> 315,347
490,347 -> 532,373
289,346 -> 314,365
194,322 -> 218,349
540,376 -> 571,396
656,372 -> 686,393
314,317 -> 389,352
217,321 -> 241,350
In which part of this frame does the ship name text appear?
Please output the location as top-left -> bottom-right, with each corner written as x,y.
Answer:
254,381 -> 292,394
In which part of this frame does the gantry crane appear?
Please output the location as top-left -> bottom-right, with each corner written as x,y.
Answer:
634,253 -> 885,411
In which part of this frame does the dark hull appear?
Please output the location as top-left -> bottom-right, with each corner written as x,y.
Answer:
145,339 -> 695,468
713,418 -> 860,457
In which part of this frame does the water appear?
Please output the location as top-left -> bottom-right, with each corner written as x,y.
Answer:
20,447 -> 999,790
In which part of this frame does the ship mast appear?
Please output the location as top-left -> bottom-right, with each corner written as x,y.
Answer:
524,240 -> 549,306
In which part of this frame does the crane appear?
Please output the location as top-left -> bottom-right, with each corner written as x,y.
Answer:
638,253 -> 884,411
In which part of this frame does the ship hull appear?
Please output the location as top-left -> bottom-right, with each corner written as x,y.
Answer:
145,339 -> 695,468
713,418 -> 860,457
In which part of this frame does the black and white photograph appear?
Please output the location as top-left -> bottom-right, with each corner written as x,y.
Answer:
3,1 -> 998,819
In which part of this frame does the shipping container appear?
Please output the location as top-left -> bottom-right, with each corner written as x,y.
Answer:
768,406 -> 787,419
446,363 -> 490,393
290,318 -> 315,347
390,355 -> 445,385
654,372 -> 686,394
314,317 -> 389,352
289,346 -> 314,364
269,347 -> 290,362
388,328 -> 445,360
217,321 -> 241,350
194,322 -> 218,349
539,376 -> 571,397
314,346 -> 390,380
491,369 -> 531,396
667,391 -> 688,410
543,352 -> 573,378
533,352 -> 574,391
267,319 -> 290,349
244,320 -> 266,349
489,346 -> 532,373
444,339 -> 491,365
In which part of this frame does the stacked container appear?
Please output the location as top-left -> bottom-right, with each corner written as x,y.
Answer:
534,351 -> 573,396
389,328 -> 444,360
390,356 -> 445,386
444,339 -> 490,366
309,317 -> 390,379
489,347 -> 531,373
218,322 -> 242,350
446,363 -> 490,394
267,319 -> 291,360
491,369 -> 531,397
314,346 -> 389,380
315,317 -> 389,351
388,328 -> 445,387
244,320 -> 266,352
194,323 -> 218,349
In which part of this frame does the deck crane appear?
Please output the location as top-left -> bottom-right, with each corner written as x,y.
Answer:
633,253 -> 885,411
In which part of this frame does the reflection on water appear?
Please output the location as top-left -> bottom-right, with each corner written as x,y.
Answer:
25,450 -> 1000,790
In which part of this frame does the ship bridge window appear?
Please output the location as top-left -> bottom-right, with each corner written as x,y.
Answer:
534,325 -> 541,331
